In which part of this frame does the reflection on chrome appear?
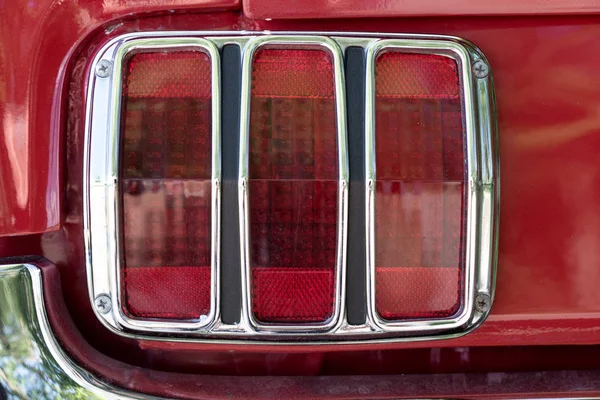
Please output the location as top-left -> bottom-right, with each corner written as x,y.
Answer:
0,263 -> 151,399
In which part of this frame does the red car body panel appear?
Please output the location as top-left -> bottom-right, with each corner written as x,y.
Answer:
2,0 -> 600,396
244,0 -> 600,19
0,0 -> 239,237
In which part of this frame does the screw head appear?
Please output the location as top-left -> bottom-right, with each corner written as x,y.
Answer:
472,60 -> 489,79
95,60 -> 113,78
94,294 -> 112,314
474,293 -> 491,313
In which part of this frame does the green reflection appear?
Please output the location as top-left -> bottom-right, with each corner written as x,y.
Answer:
0,266 -> 103,399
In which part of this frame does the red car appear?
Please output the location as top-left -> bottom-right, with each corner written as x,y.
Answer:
1,0 -> 599,398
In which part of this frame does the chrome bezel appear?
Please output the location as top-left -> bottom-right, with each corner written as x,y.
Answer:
84,37 -> 222,334
238,36 -> 349,334
84,31 -> 497,343
365,40 -> 490,333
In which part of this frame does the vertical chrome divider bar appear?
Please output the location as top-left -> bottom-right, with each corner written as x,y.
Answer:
85,41 -> 118,317
472,54 -> 498,304
461,45 -> 479,332
210,40 -> 223,330
238,36 -> 349,334
237,36 -> 254,332
364,40 -> 378,329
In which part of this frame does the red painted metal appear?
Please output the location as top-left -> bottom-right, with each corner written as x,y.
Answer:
243,0 -> 600,20
3,0 -> 600,388
0,0 -> 239,237
37,258 -> 600,397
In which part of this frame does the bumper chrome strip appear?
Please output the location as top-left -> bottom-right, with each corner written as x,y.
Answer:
0,263 -> 154,399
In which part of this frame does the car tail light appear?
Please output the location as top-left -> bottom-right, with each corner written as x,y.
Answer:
120,50 -> 214,320
246,48 -> 340,324
371,51 -> 465,321
86,34 -> 496,341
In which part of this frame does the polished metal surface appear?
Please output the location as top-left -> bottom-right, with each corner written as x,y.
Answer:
0,263 -> 154,399
84,31 -> 498,343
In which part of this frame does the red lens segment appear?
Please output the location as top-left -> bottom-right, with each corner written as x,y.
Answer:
120,51 -> 213,320
374,52 -> 465,320
248,48 -> 338,323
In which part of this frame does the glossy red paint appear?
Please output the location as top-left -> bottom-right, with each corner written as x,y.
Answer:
0,0 -> 239,237
3,0 -> 600,386
37,258 -> 600,397
243,0 -> 600,20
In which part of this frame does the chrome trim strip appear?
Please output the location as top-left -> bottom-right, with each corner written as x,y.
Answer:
85,31 -> 497,342
6,264 -> 600,400
0,263 -> 156,399
364,39 -> 494,333
237,36 -> 349,334
85,38 -> 221,334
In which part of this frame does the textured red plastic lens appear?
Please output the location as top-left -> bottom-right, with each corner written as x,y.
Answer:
120,51 -> 212,320
249,49 -> 338,323
374,52 -> 465,320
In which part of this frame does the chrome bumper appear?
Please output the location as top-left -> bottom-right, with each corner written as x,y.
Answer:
1,262 -> 599,400
0,263 -> 153,399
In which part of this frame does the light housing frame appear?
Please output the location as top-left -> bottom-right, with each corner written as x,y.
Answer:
83,31 -> 498,343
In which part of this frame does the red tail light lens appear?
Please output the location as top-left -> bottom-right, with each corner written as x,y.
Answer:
248,48 -> 338,324
120,51 -> 213,320
374,52 -> 465,320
